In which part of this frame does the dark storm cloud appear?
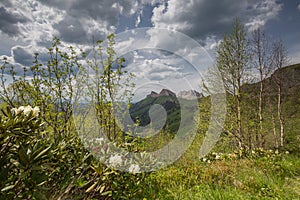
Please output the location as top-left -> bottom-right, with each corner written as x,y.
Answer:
39,0 -> 140,29
12,46 -> 34,66
152,0 -> 282,39
53,16 -> 88,43
11,45 -> 51,67
0,6 -> 29,36
36,0 -> 142,44
0,0 -> 13,7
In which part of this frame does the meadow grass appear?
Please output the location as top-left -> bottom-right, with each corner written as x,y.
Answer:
142,153 -> 300,200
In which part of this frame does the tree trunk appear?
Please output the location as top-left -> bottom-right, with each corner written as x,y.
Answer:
271,111 -> 279,149
277,86 -> 284,147
259,80 -> 265,148
237,91 -> 243,149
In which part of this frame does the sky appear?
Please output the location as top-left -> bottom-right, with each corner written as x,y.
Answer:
0,0 -> 300,100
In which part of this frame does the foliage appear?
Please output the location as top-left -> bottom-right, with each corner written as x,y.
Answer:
0,106 -> 50,199
0,20 -> 299,199
0,36 -> 148,200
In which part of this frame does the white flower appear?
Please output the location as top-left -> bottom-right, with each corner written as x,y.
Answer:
285,151 -> 289,154
215,155 -> 221,160
23,105 -> 33,116
11,105 -> 40,117
32,106 -> 40,117
11,108 -> 19,114
109,155 -> 122,167
18,106 -> 25,112
128,164 -> 140,174
95,137 -> 104,142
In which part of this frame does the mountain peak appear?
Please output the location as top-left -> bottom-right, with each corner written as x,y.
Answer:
159,89 -> 176,97
177,90 -> 203,100
146,89 -> 176,98
147,91 -> 160,98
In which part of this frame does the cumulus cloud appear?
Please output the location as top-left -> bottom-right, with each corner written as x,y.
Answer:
53,16 -> 87,43
2,0 -> 64,44
0,6 -> 29,36
0,0 -> 147,46
11,46 -> 34,66
245,0 -> 283,31
151,0 -> 282,39
38,0 -> 141,31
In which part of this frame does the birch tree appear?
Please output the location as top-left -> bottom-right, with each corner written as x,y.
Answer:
215,19 -> 251,148
271,40 -> 288,147
251,28 -> 272,148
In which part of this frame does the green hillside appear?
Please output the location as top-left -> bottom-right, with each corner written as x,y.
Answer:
129,63 -> 300,152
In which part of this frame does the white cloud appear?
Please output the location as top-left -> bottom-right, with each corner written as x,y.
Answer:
245,0 -> 283,31
6,0 -> 64,44
135,13 -> 142,27
151,0 -> 282,38
298,4 -> 300,12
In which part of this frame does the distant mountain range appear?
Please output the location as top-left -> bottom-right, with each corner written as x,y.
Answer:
147,89 -> 203,100
129,89 -> 202,133
129,63 -> 300,137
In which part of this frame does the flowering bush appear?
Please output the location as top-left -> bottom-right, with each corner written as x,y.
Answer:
11,105 -> 40,117
201,148 -> 284,163
0,106 -> 50,199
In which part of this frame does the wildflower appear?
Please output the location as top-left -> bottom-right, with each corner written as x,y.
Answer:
11,108 -> 19,114
129,164 -> 140,174
11,106 -> 24,115
32,106 -> 40,117
95,137 -> 104,142
23,105 -> 33,116
11,106 -> 26,115
109,155 -> 122,167
18,106 -> 25,112
285,151 -> 289,154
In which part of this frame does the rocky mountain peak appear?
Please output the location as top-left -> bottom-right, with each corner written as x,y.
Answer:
146,89 -> 176,98
177,90 -> 203,100
159,89 -> 176,97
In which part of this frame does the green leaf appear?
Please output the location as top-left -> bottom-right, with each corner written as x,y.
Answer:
86,182 -> 97,193
33,145 -> 51,163
18,145 -> 29,166
99,185 -> 105,193
1,185 -> 15,192
101,190 -> 112,196
33,190 -> 47,200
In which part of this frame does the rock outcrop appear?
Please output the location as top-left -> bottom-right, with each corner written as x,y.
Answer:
177,90 -> 203,100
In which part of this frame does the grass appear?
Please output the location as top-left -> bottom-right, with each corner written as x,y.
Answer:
141,154 -> 300,200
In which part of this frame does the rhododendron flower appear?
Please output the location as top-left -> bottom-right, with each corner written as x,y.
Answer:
109,155 -> 122,167
11,105 -> 40,117
129,164 -> 140,174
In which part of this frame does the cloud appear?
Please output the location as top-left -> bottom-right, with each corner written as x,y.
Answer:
53,16 -> 87,43
151,0 -> 282,39
2,1 -> 64,44
245,0 -> 283,31
0,0 -> 147,47
38,0 -> 142,32
11,46 -> 34,66
0,6 -> 29,36
298,4 -> 300,12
